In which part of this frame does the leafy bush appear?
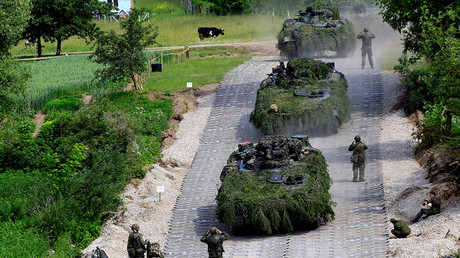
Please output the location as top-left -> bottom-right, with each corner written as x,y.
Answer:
0,221 -> 50,258
394,9 -> 459,150
45,96 -> 83,113
0,87 -> 173,252
0,172 -> 52,222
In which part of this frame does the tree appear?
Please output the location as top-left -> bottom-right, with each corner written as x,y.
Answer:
377,0 -> 459,53
0,0 -> 31,119
23,0 -> 112,56
90,7 -> 158,91
0,0 -> 31,58
418,9 -> 459,139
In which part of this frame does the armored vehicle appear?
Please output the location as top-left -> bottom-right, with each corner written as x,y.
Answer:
250,58 -> 349,135
216,135 -> 334,235
277,5 -> 356,57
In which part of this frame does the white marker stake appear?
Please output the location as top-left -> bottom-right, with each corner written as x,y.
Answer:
156,186 -> 165,202
187,82 -> 193,88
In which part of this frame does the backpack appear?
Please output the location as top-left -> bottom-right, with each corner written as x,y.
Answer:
128,232 -> 146,255
91,247 -> 109,258
146,241 -> 164,258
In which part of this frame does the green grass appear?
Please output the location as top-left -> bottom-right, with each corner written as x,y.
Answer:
12,14 -> 283,56
18,55 -> 102,112
135,0 -> 184,17
188,46 -> 251,57
377,40 -> 404,71
376,40 -> 428,71
143,55 -> 251,92
16,46 -> 252,113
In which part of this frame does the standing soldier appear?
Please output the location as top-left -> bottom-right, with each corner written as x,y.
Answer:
200,227 -> 230,258
127,224 -> 146,258
349,135 -> 368,182
357,28 -> 376,69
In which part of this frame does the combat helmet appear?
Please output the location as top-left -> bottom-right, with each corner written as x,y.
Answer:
390,218 -> 397,223
131,224 -> 140,231
354,135 -> 361,142
210,227 -> 218,234
363,28 -> 369,32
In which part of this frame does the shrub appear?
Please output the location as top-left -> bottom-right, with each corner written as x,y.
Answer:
0,221 -> 50,258
0,172 -> 52,222
44,96 -> 83,113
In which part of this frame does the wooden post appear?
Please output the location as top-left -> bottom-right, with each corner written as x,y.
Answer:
148,59 -> 151,77
186,46 -> 189,59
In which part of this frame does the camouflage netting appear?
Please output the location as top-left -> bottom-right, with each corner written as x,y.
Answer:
276,5 -> 357,57
250,58 -> 350,135
216,135 -> 334,235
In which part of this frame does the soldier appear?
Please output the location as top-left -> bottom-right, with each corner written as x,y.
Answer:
127,224 -> 146,258
390,218 -> 411,238
357,28 -> 376,69
348,135 -> 368,182
200,227 -> 230,258
411,191 -> 441,223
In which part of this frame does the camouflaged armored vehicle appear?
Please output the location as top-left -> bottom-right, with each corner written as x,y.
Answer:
250,58 -> 349,135
277,5 -> 356,57
216,135 -> 334,235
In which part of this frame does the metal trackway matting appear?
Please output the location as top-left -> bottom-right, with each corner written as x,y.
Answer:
164,56 -> 389,258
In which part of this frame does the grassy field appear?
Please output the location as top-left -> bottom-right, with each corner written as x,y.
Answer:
12,14 -> 284,56
144,55 -> 251,92
18,55 -> 102,112
377,40 -> 404,71
16,46 -> 251,113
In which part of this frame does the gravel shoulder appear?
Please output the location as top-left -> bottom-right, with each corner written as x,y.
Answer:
380,71 -> 460,257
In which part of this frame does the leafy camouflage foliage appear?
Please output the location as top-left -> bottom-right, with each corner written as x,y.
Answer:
216,140 -> 334,235
276,5 -> 356,57
277,22 -> 356,57
250,58 -> 349,135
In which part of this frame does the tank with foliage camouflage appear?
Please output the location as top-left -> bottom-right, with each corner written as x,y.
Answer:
216,135 -> 334,235
250,58 -> 349,135
277,5 -> 356,57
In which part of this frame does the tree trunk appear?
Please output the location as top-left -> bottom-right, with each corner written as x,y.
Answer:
37,37 -> 42,57
56,36 -> 62,56
131,76 -> 139,91
446,110 -> 453,134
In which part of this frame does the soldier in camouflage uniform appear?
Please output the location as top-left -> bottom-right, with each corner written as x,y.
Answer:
127,224 -> 146,258
357,28 -> 376,69
200,227 -> 230,258
348,135 -> 368,182
411,191 -> 441,223
390,218 -> 411,238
